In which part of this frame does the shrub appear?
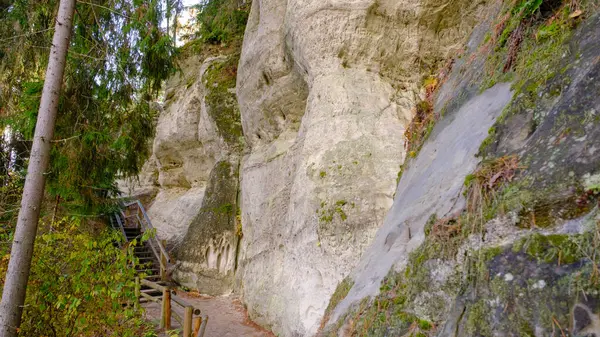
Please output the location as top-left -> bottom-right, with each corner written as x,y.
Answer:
0,219 -> 154,337
196,0 -> 250,45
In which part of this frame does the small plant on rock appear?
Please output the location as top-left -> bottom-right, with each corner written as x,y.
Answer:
464,155 -> 522,214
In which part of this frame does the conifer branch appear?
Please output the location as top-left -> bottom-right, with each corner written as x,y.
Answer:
0,28 -> 54,42
51,135 -> 81,143
76,1 -> 131,19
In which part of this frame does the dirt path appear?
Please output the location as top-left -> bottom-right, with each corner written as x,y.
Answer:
143,292 -> 274,337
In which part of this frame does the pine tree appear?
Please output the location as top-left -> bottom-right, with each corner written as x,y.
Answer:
0,2 -> 77,333
0,0 -> 178,334
0,0 -> 177,211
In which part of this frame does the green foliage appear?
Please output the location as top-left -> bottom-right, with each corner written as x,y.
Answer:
195,0 -> 250,45
513,231 -> 598,265
317,200 -> 351,224
513,0 -> 544,18
0,219 -> 154,336
480,0 -> 582,91
319,277 -> 354,331
405,99 -> 436,158
338,270 -> 434,337
0,0 -> 178,211
0,159 -> 25,225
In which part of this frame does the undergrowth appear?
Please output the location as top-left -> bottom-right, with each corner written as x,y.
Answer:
476,0 -> 589,159
480,0 -> 583,89
397,57 -> 455,185
404,78 -> 439,159
0,219 -> 155,337
464,155 -> 523,216
325,0 -> 597,334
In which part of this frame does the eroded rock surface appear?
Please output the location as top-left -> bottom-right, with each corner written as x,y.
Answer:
235,0 -> 489,335
124,54 -> 243,295
323,5 -> 600,337
128,0 -> 600,335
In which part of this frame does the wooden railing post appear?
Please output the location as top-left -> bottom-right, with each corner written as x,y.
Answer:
160,239 -> 167,281
183,306 -> 193,337
134,277 -> 140,310
193,316 -> 202,336
199,315 -> 209,337
161,288 -> 171,329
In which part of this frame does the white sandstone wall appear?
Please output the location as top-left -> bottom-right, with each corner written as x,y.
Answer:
126,0 -> 490,333
235,0 -> 487,335
122,54 -> 243,294
142,56 -> 233,245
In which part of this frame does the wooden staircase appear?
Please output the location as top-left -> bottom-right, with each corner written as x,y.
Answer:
110,200 -> 208,336
109,201 -> 172,302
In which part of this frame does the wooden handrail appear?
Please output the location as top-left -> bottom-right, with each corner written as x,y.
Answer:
171,293 -> 201,315
118,199 -> 171,277
198,316 -> 209,337
122,199 -> 171,262
145,234 -> 166,271
140,278 -> 206,337
140,278 -> 168,292
125,201 -> 208,337
113,213 -> 128,242
109,216 -> 123,248
134,200 -> 171,263
141,292 -> 160,303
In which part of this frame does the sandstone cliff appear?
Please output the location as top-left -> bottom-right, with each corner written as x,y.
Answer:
323,1 -> 600,336
124,52 -> 244,295
128,0 -> 600,335
235,0 -> 491,335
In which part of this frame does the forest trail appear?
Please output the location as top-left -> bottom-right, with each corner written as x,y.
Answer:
143,292 -> 275,337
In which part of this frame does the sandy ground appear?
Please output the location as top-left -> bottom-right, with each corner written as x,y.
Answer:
143,292 -> 275,337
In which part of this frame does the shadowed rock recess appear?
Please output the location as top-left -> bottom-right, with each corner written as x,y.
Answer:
126,0 -> 600,335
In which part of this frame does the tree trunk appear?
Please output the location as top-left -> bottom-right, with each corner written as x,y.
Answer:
0,0 -> 76,335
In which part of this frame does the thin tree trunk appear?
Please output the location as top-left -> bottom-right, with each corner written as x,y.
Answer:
0,0 -> 76,335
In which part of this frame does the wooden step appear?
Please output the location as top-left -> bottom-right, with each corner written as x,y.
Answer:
137,259 -> 155,265
141,288 -> 162,295
144,274 -> 163,281
125,230 -> 141,234
138,256 -> 155,261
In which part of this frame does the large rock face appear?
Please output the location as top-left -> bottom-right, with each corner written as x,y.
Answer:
145,56 -> 233,244
235,0 -> 488,335
126,54 -> 243,295
322,4 -> 600,337
128,0 -> 600,335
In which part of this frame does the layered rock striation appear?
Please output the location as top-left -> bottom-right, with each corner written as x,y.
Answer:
235,0 -> 488,335
124,53 -> 244,295
128,0 -> 600,335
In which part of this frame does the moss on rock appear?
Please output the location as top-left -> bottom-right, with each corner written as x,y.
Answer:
203,55 -> 244,148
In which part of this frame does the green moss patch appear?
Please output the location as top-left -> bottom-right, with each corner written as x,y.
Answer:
319,277 -> 355,332
203,55 -> 244,148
